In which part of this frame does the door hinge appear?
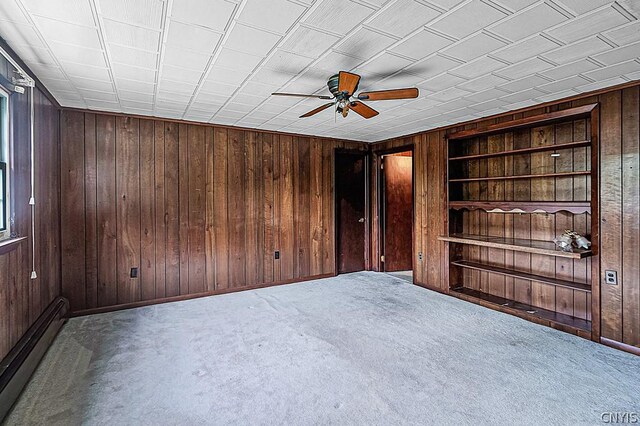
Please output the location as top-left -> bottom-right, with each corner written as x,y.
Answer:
380,255 -> 385,262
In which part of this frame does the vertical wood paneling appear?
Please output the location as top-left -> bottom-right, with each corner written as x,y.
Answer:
140,119 -> 156,301
187,125 -> 206,294
178,124 -> 189,295
213,128 -> 229,290
263,134 -> 275,283
164,123 -> 181,297
116,117 -> 141,304
205,127 -> 215,292
154,121 -> 166,298
228,129 -> 246,288
84,114 -> 98,309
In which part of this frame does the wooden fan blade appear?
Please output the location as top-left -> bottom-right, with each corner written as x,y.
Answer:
350,101 -> 379,119
272,92 -> 332,100
300,102 -> 334,118
338,71 -> 360,95
357,88 -> 419,101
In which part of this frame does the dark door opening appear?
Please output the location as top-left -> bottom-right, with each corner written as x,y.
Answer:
335,151 -> 367,274
381,151 -> 413,272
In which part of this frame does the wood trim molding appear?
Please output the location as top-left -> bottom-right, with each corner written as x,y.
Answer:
71,272 -> 336,317
601,337 -> 640,356
0,237 -> 27,256
446,104 -> 597,140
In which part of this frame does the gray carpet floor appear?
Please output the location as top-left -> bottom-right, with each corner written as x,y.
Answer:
6,272 -> 640,425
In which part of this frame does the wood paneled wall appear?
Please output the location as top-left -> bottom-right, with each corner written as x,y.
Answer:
60,111 -> 366,313
0,55 -> 61,360
372,83 -> 640,350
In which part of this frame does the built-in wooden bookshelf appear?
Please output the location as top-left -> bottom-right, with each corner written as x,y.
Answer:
441,104 -> 599,340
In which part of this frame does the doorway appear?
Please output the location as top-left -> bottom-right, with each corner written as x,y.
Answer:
335,150 -> 368,274
380,150 -> 413,274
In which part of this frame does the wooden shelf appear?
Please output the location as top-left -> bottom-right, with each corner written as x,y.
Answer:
449,140 -> 590,161
446,104 -> 597,140
0,236 -> 27,256
450,287 -> 592,333
448,201 -> 591,214
449,170 -> 590,183
438,234 -> 592,259
451,260 -> 591,292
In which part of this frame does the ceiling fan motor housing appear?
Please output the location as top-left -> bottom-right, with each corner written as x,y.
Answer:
328,73 -> 357,101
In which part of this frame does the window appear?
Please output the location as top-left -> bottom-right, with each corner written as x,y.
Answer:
0,86 -> 9,241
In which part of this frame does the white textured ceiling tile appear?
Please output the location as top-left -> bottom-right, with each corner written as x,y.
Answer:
304,0 -> 375,35
365,72 -> 422,91
605,21 -> 640,45
556,0 -> 615,15
583,60 -> 640,81
160,64 -> 203,83
49,42 -> 106,67
546,6 -> 629,44
238,0 -> 306,34
199,80 -> 239,96
171,0 -> 236,31
542,37 -> 611,64
334,27 -> 397,60
190,101 -> 223,111
466,98 -> 509,111
0,0 -> 29,24
163,46 -> 211,71
250,67 -> 295,86
449,56 -> 506,79
78,88 -> 117,102
404,54 -> 460,79
119,90 -> 154,103
225,24 -> 281,57
280,26 -> 339,59
72,76 -> 114,92
12,45 -> 56,66
155,97 -> 190,108
224,102 -> 256,114
62,62 -> 112,81
232,93 -> 265,106
419,73 -> 467,92
490,3 -> 567,42
262,49 -> 314,73
431,0 -> 507,39
85,98 -> 120,109
499,87 -> 546,103
501,98 -> 538,110
442,32 -> 506,61
368,1 -> 441,38
491,35 -> 560,63
34,16 -> 100,48
534,88 -> 579,103
51,89 -> 83,101
215,48 -> 264,71
117,78 -> 155,92
194,91 -> 229,104
110,44 -> 158,69
489,0 -> 538,12
158,79 -> 197,93
103,19 -> 160,51
591,41 -> 640,65
99,0 -> 163,29
389,28 -> 453,60
429,86 -> 471,102
465,87 -> 510,103
495,57 -> 554,80
313,51 -> 363,74
206,66 -> 250,86
357,52 -> 414,78
541,59 -> 601,80
498,74 -> 550,93
165,20 -> 222,54
111,63 -> 156,82
0,20 -> 45,48
457,73 -> 510,91
29,63 -> 66,81
536,75 -> 591,93
23,0 -> 94,26
40,77 -> 76,91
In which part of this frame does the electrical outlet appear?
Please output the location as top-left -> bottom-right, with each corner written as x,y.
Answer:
130,267 -> 138,278
274,251 -> 280,260
418,252 -> 423,261
604,270 -> 618,285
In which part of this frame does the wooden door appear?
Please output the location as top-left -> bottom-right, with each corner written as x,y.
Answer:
382,155 -> 413,271
336,151 -> 366,273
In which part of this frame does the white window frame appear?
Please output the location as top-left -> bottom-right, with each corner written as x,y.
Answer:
0,84 -> 10,241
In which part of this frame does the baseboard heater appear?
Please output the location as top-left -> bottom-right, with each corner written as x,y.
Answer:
0,297 -> 69,421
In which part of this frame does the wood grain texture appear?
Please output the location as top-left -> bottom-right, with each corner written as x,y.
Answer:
59,111 -> 363,312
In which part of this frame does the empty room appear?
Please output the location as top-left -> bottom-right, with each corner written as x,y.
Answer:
0,0 -> 639,424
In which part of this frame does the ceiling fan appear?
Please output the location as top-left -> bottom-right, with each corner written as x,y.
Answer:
271,71 -> 419,119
